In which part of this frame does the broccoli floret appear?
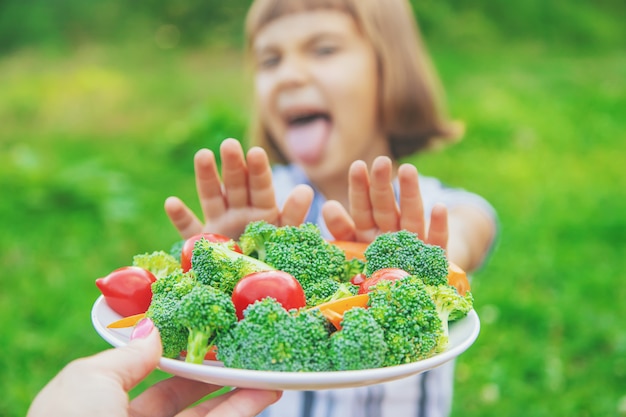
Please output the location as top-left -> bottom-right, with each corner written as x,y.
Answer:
330,282 -> 360,299
339,257 -> 366,282
145,270 -> 196,358
238,222 -> 351,306
309,282 -> 360,307
191,237 -> 275,294
368,275 -> 444,366
145,297 -> 188,359
263,223 -> 347,305
217,297 -> 331,372
132,250 -> 181,279
304,279 -> 340,307
292,307 -> 333,371
425,284 -> 474,347
238,220 -> 277,261
177,285 -> 237,364
329,307 -> 388,370
364,230 -> 449,286
449,290 -> 474,322
151,269 -> 196,299
169,239 -> 185,261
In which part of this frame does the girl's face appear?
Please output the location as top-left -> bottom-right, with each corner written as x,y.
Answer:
253,10 -> 390,184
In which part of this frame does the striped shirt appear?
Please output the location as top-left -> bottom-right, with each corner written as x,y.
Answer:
258,164 -> 496,417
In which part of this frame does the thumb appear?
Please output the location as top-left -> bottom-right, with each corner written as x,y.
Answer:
90,318 -> 163,391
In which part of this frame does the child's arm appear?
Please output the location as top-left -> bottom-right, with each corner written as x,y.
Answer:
323,156 -> 495,273
444,203 -> 495,273
164,138 -> 313,239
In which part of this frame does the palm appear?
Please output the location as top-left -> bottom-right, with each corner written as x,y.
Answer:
323,157 -> 449,249
165,139 -> 312,240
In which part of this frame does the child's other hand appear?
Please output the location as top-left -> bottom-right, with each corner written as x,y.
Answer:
322,156 -> 448,249
165,139 -> 313,239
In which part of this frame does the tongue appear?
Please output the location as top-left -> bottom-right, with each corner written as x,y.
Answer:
286,117 -> 331,165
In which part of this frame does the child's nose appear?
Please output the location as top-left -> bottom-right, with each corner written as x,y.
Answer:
275,55 -> 309,88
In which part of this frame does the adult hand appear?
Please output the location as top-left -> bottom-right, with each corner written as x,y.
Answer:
27,318 -> 281,417
165,138 -> 313,239
322,156 -> 448,249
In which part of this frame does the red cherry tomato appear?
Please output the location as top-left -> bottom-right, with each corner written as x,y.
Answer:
350,273 -> 367,286
181,233 -> 242,272
95,266 -> 157,316
358,268 -> 410,294
231,270 -> 307,320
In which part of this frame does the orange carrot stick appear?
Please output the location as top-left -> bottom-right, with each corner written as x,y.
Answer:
311,293 -> 370,330
448,261 -> 470,296
106,313 -> 146,328
314,293 -> 369,315
319,309 -> 345,330
329,240 -> 369,261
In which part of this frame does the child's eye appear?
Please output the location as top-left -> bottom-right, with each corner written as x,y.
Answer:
257,53 -> 280,69
314,45 -> 337,56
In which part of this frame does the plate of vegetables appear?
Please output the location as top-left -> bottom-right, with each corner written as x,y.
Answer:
92,222 -> 480,390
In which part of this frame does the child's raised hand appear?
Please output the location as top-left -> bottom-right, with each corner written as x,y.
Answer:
165,139 -> 314,239
323,156 -> 448,249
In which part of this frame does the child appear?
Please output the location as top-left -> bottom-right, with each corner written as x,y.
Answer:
164,0 -> 497,416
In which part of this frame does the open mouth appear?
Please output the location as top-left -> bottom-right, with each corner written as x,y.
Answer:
284,111 -> 332,165
287,112 -> 331,126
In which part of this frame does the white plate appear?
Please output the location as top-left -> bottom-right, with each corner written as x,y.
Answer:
91,295 -> 479,390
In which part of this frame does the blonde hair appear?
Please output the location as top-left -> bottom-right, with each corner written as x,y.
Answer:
245,0 -> 462,164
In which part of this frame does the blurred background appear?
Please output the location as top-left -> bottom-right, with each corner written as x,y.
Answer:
1,1 -> 625,416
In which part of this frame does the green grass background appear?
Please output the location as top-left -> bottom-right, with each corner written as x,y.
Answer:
1,2 -> 625,416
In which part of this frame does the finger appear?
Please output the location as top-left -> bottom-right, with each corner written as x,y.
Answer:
220,138 -> 250,209
180,388 -> 282,417
427,203 -> 449,250
195,148 -> 227,221
369,156 -> 400,232
247,146 -> 278,210
164,196 -> 204,239
87,319 -> 162,392
130,377 -> 226,417
280,184 -> 314,226
397,164 -> 426,238
348,160 -> 375,231
322,200 -> 356,241
28,324 -> 162,417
